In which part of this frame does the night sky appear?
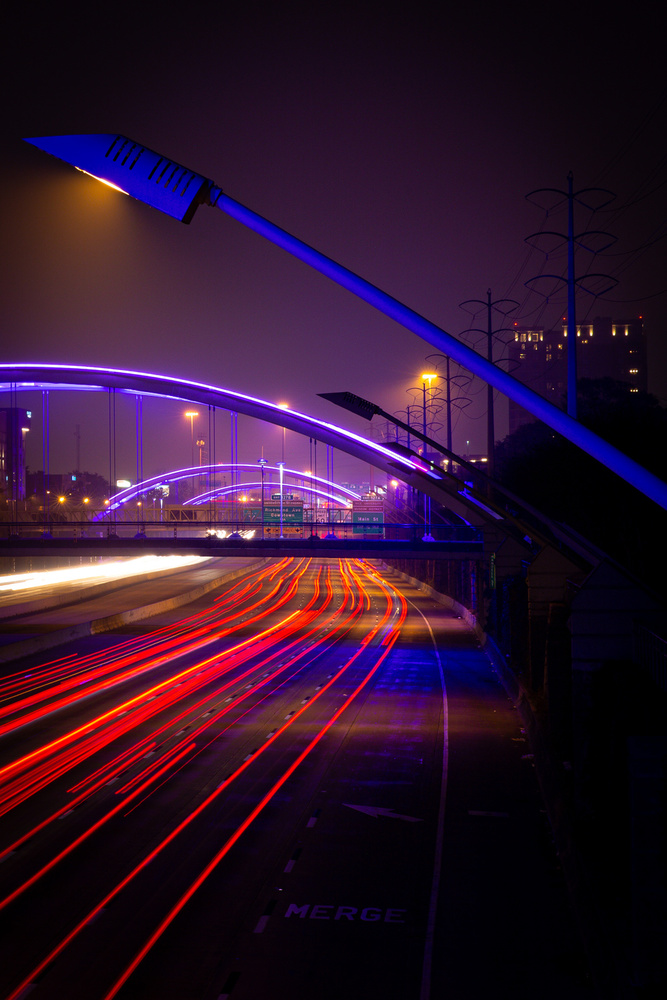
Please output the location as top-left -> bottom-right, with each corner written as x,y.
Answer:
2,3 -> 666,480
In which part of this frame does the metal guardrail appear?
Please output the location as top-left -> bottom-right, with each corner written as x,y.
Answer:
0,520 -> 483,544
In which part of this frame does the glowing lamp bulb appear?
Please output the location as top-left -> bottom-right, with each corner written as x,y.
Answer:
75,166 -> 128,194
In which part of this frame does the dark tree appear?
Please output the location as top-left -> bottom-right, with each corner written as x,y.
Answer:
496,379 -> 667,595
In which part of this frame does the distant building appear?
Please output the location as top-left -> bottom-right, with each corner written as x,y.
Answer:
507,316 -> 647,435
26,471 -> 78,497
0,407 -> 31,504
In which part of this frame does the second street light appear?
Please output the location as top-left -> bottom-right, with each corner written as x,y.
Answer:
421,373 -> 437,541
277,461 -> 285,539
185,410 -> 198,467
278,402 -> 289,463
258,457 -> 267,540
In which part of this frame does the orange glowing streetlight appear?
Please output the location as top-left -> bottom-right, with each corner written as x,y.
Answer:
277,402 -> 289,462
185,410 -> 199,466
420,373 -> 437,542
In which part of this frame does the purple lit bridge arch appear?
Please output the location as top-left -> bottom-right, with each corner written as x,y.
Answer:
102,464 -> 360,515
1,362 -> 623,566
0,362 -> 478,513
0,363 -> 572,539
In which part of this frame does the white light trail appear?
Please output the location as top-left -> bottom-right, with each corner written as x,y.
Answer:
0,556 -> 209,593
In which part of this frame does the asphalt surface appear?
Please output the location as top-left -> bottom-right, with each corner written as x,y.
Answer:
0,557 -> 594,1000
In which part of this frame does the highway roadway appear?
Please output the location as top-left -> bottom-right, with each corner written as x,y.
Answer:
0,557 -> 594,1000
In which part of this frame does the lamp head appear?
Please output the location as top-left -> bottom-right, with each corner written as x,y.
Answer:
318,391 -> 379,421
24,134 -> 218,223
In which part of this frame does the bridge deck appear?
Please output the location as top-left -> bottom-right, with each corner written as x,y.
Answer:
0,536 -> 483,560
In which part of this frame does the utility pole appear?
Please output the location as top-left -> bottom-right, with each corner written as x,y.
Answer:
525,176 -> 617,420
459,292 -> 518,478
567,173 -> 577,417
486,290 -> 495,474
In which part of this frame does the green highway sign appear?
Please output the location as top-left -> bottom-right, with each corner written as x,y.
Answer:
264,503 -> 303,523
352,511 -> 384,535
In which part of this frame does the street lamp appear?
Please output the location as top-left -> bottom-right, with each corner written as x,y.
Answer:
277,461 -> 285,539
277,402 -> 289,463
23,132 -> 667,512
258,458 -> 267,540
421,373 -> 437,541
185,410 -> 198,467
421,373 -> 437,443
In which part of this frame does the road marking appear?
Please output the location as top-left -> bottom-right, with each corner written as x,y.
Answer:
343,804 -> 422,823
284,847 -> 302,872
306,808 -> 321,828
407,596 -> 449,1000
254,898 -> 277,932
217,970 -> 241,999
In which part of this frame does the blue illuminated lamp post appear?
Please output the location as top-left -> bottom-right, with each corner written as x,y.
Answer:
23,133 -> 667,512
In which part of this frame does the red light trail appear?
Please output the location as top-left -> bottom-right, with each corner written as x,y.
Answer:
0,558 -> 408,1000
